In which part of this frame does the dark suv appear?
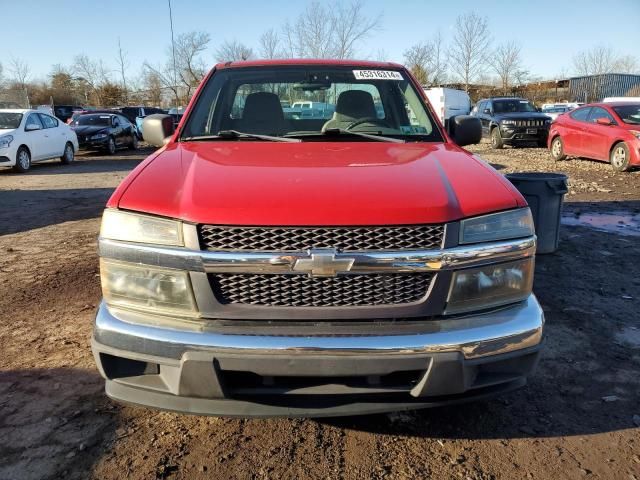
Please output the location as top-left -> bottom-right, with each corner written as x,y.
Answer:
471,97 -> 551,149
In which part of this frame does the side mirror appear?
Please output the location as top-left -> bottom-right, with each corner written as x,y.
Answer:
143,114 -> 175,147
483,108 -> 491,115
25,123 -> 42,132
449,115 -> 482,147
596,117 -> 612,126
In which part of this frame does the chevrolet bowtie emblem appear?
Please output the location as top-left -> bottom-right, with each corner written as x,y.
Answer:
292,250 -> 355,277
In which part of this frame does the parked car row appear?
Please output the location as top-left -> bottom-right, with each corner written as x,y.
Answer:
0,107 -> 143,172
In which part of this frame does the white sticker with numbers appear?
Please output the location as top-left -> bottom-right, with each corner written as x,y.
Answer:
353,70 -> 403,80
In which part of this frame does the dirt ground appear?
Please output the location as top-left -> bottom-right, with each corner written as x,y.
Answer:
0,143 -> 639,480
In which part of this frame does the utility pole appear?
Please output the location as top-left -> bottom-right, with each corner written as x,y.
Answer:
168,0 -> 179,109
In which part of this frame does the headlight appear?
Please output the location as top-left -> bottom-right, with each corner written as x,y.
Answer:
630,130 -> 640,140
544,119 -> 552,125
446,258 -> 534,314
90,133 -> 108,140
100,259 -> 197,316
460,208 -> 534,244
0,134 -> 13,148
100,209 -> 183,246
501,120 -> 516,126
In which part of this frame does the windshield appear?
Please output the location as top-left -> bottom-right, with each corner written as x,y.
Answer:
612,105 -> 640,125
74,114 -> 112,126
493,99 -> 537,113
182,66 -> 442,142
0,112 -> 22,129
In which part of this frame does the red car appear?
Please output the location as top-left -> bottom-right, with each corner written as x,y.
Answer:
548,102 -> 640,171
91,59 -> 543,417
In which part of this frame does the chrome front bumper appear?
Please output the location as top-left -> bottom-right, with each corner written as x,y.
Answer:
92,295 -> 544,417
94,295 -> 543,360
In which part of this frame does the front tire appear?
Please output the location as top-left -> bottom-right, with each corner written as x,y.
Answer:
60,142 -> 74,164
550,136 -> 566,161
490,127 -> 504,149
106,137 -> 116,155
610,142 -> 631,172
13,147 -> 31,173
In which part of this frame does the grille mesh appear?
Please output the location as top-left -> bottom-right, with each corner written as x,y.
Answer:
199,225 -> 444,251
210,273 -> 433,307
514,119 -> 545,127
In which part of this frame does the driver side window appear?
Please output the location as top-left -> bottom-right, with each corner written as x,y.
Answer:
587,107 -> 615,124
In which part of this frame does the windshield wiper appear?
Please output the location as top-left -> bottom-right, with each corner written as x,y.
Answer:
287,128 -> 405,143
182,130 -> 300,143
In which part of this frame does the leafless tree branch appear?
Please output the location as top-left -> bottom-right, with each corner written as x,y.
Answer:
448,12 -> 491,92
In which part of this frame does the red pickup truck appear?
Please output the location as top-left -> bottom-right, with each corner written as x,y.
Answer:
92,60 -> 543,417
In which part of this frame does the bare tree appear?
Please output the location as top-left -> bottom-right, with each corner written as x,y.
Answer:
143,62 -> 180,106
282,2 -> 334,58
403,32 -> 447,86
259,29 -> 281,59
144,30 -> 210,105
613,54 -> 639,74
573,45 -> 619,76
374,48 -> 389,62
9,57 -> 31,90
404,42 -> 432,85
490,41 -> 522,94
73,54 -> 112,105
429,31 -> 448,85
282,0 -> 381,59
332,1 -> 382,59
448,12 -> 491,92
572,45 -> 639,76
215,40 -> 254,62
116,37 -> 129,102
174,31 -> 211,99
73,54 -> 109,89
142,70 -> 165,107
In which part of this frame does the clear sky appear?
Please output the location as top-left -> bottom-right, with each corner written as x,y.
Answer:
6,0 -> 640,81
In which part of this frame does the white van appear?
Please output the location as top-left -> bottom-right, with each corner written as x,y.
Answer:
424,88 -> 471,128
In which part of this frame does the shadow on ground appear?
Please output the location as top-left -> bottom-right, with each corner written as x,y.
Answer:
321,204 -> 640,439
0,368 -> 119,480
0,188 -> 115,235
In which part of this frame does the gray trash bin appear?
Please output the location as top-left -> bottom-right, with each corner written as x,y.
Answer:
505,172 -> 568,254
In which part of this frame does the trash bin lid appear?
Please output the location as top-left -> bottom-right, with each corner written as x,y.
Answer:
505,172 -> 567,182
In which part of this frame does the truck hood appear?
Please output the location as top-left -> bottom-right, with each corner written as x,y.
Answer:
113,142 -> 525,225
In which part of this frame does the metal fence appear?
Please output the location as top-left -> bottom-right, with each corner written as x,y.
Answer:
568,74 -> 640,103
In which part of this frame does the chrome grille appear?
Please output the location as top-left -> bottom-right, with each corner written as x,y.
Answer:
515,119 -> 544,127
210,273 -> 434,307
199,225 -> 444,252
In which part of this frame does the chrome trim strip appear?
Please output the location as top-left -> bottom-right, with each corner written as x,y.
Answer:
98,236 -> 536,274
93,295 -> 544,360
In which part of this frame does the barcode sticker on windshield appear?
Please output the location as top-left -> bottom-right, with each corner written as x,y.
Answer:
353,70 -> 403,80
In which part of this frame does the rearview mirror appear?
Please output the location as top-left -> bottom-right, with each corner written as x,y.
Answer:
25,123 -> 41,132
142,114 -> 175,147
595,117 -> 612,126
449,115 -> 482,147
